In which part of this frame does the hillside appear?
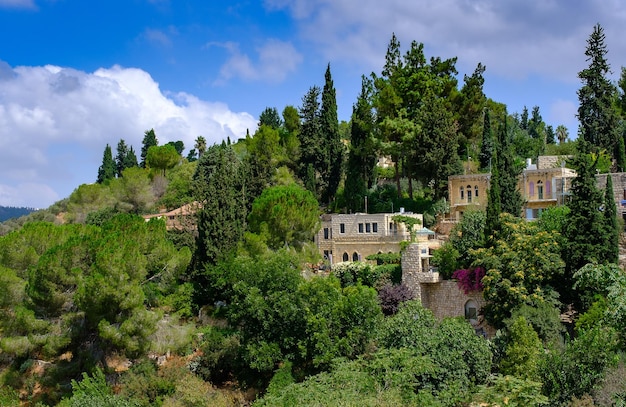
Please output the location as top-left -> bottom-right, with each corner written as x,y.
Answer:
0,206 -> 37,222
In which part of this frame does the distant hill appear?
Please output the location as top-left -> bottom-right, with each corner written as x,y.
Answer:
0,206 -> 37,222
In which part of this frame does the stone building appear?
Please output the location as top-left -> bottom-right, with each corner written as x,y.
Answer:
314,211 -> 437,265
401,244 -> 494,337
447,156 -> 576,221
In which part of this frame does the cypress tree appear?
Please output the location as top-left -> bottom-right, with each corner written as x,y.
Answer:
562,147 -> 606,302
124,146 -> 139,170
345,77 -> 376,213
320,64 -> 344,204
140,129 -> 158,168
484,146 -> 501,246
577,24 -> 620,159
298,86 -> 323,197
97,144 -> 116,184
497,113 -> 524,216
603,173 -> 619,264
479,109 -> 493,171
115,139 -> 129,178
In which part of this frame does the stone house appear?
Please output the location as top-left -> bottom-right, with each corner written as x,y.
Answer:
314,211 -> 437,266
401,243 -> 494,337
447,156 -> 576,221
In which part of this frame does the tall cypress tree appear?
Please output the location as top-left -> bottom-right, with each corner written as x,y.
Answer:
193,143 -> 246,267
562,147 -> 606,303
140,129 -> 158,168
497,114 -> 524,216
479,109 -> 493,171
298,86 -> 323,198
484,145 -> 501,246
345,77 -> 376,213
125,146 -> 139,170
603,173 -> 619,264
115,139 -> 129,178
97,144 -> 116,184
577,24 -> 620,159
320,64 -> 344,204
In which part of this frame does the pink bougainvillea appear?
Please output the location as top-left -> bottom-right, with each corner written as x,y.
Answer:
452,267 -> 486,294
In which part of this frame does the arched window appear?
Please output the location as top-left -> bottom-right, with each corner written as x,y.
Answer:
343,252 -> 349,262
474,185 -> 479,198
460,186 -> 464,199
537,180 -> 544,199
466,185 -> 472,203
352,252 -> 359,262
465,300 -> 478,324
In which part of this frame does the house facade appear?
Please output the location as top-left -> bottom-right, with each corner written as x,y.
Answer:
448,156 -> 577,221
315,211 -> 436,266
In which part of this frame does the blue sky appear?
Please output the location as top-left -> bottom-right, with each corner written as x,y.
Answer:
1,0 -> 626,208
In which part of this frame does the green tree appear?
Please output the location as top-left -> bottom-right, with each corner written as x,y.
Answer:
97,144 -> 116,184
140,128 -> 158,168
448,209 -> 485,268
499,316 -> 543,380
320,63 -> 344,204
344,76 -> 377,213
146,144 -> 180,176
125,146 -> 138,170
577,24 -> 620,159
259,107 -> 282,129
194,136 -> 207,159
114,167 -> 154,214
545,124 -> 556,145
498,113 -> 524,216
556,125 -> 569,144
474,213 -> 564,328
298,86 -> 323,197
484,144 -> 501,244
603,174 -> 619,264
193,143 -> 246,267
115,139 -> 130,178
563,151 -> 607,303
455,63 -> 487,160
479,109 -> 493,170
248,184 -> 320,250
166,140 -> 185,155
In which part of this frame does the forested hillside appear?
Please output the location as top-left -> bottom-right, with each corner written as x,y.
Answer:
2,25 -> 626,406
0,207 -> 37,223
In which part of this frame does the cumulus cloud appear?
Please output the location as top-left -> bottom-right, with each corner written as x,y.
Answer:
212,39 -> 303,84
0,61 -> 257,207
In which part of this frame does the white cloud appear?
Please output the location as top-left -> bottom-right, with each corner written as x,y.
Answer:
0,0 -> 36,9
0,61 -> 257,208
213,39 -> 303,84
267,0 -> 626,82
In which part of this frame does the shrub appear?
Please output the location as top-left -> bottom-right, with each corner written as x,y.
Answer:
452,267 -> 485,294
378,284 -> 415,316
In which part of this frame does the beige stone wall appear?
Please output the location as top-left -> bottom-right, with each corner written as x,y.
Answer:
537,155 -> 571,169
596,173 -> 626,217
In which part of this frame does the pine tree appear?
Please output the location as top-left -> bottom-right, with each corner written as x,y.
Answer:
258,107 -> 282,129
603,174 -> 619,264
140,129 -> 158,168
97,144 -> 116,184
520,106 -> 529,130
577,24 -> 620,159
320,64 -> 344,204
545,125 -> 556,145
479,109 -> 493,171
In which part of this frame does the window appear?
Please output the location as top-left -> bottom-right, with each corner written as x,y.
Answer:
352,252 -> 359,261
537,180 -> 544,200
465,300 -> 478,323
372,222 -> 378,233
389,222 -> 394,233
323,228 -> 329,239
340,223 -> 345,233
546,180 -> 551,196
366,223 -> 371,233
343,252 -> 349,262
323,250 -> 329,260
358,223 -> 364,233
529,181 -> 535,197
460,186 -> 464,199
474,185 -> 479,198
467,185 -> 472,203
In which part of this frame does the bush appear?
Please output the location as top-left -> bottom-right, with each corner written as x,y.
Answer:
451,267 -> 485,294
377,284 -> 414,316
